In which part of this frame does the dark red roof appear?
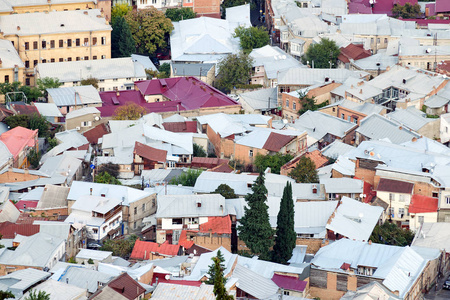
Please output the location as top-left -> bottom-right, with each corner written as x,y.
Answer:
438,60 -> 450,74
130,240 -> 180,259
16,213 -> 48,224
83,123 -> 110,144
68,143 -> 89,151
263,132 -> 295,152
405,19 -> 450,26
409,194 -> 438,213
340,262 -> 351,270
15,200 -> 38,211
134,141 -> 167,163
210,162 -> 234,173
191,157 -> 229,169
107,273 -> 146,300
0,107 -> 13,122
199,216 -> 232,234
338,44 -> 372,64
0,221 -> 40,239
376,178 -> 414,194
11,104 -> 39,116
271,274 -> 307,292
163,121 -> 198,133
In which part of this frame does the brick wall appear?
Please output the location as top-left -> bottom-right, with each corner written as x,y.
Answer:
193,235 -> 232,252
33,207 -> 68,219
0,170 -> 41,183
296,238 -> 328,254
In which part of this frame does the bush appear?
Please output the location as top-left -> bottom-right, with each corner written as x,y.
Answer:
170,169 -> 203,186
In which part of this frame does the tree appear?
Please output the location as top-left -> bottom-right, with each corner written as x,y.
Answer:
24,290 -> 50,300
95,172 -> 122,185
211,255 -> 233,300
111,16 -> 136,58
0,81 -> 42,103
392,3 -> 421,19
214,184 -> 237,199
165,7 -> 196,21
4,114 -> 29,129
302,38 -> 340,69
100,234 -> 139,258
288,156 -> 318,183
370,222 -> 414,246
98,163 -> 120,178
28,113 -> 50,138
111,3 -> 132,24
237,172 -> 274,259
80,77 -> 99,89
221,0 -> 246,18
205,249 -> 227,284
170,169 -> 202,186
254,153 -> 293,174
158,63 -> 171,78
124,7 -> 173,56
27,148 -> 41,169
272,182 -> 296,264
215,52 -> 253,94
234,26 -> 270,54
193,143 -> 207,157
297,91 -> 329,116
87,258 -> 94,264
0,290 -> 14,299
36,77 -> 62,98
113,103 -> 148,120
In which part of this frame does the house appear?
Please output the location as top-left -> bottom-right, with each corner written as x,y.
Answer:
0,126 -> 38,168
0,40 -> 24,89
133,141 -> 168,175
321,178 -> 364,201
33,102 -> 64,125
90,272 -> 146,300
423,83 -> 450,116
170,63 -> 215,86
337,43 -> 372,69
271,273 -> 308,298
151,282 -> 215,300
398,45 -> 450,71
46,85 -> 102,115
83,122 -> 110,145
441,113 -> 450,146
0,141 -> 13,170
281,150 -> 329,176
97,261 -> 153,284
50,266 -> 114,295
21,279 -> 88,300
341,281 -> 401,300
33,184 -> 70,218
38,153 -> 83,186
76,249 -> 113,265
376,178 -> 414,226
233,264 -> 280,299
0,221 -> 40,239
65,107 -> 102,132
408,195 -> 438,232
347,0 -> 418,16
0,0 -> 99,15
0,200 -> 20,223
386,107 -> 441,140
0,268 -> 51,299
2,9 -> 111,85
130,240 -> 180,260
238,88 -> 279,115
319,99 -> 387,126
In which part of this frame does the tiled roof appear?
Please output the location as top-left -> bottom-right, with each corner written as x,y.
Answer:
130,240 -> 180,259
178,230 -> 194,249
338,43 -> 371,63
163,121 -> 198,133
11,104 -> 39,116
262,132 -> 295,152
0,126 -> 37,159
83,123 -> 110,144
199,216 -> 232,234
134,141 -> 167,163
271,273 -> 307,292
0,221 -> 40,239
376,178 -> 414,194
106,273 -> 146,300
0,106 -> 13,122
409,195 -> 438,214
282,150 -> 328,172
191,157 -> 229,169
209,162 -> 234,173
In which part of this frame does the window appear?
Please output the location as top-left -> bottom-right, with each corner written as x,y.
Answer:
101,55 -> 106,59
419,216 -> 424,224
93,37 -> 97,45
93,55 -> 97,60
399,208 -> 405,218
59,58 -> 63,62
101,37 -> 106,45
341,113 -> 345,119
33,41 -> 38,49
67,39 -> 72,47
103,226 -> 106,233
293,102 -> 296,110
332,107 -> 336,112
446,196 -> 450,205
25,42 -> 29,50
33,60 -> 38,67
172,218 -> 182,225
377,38 -> 380,44
93,228 -> 98,234
113,78 -> 118,82
59,39 -> 63,48
81,121 -> 92,127
142,203 -> 145,211
347,116 -> 351,122
76,57 -> 80,61
42,40 -> 46,49
134,222 -> 137,229
67,57 -> 72,61
432,192 -> 438,198
398,194 -> 405,202
84,56 -> 88,61
25,61 -> 30,68
249,150 -> 253,157
25,78 -> 30,86
389,207 -> 394,216
384,38 -> 388,44
286,99 -> 289,107
353,117 -> 358,124
50,58 -> 55,62
134,207 -> 137,215
389,193 -> 394,201
42,59 -> 46,63
371,38 -> 374,44
84,38 -> 89,46
99,87 -> 105,91
283,291 -> 290,296
50,40 -> 55,48
76,39 -> 80,46
446,127 -> 448,133
4,75 -> 9,83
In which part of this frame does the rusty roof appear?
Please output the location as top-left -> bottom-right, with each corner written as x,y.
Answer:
262,132 -> 295,152
134,141 -> 167,163
130,240 -> 180,259
163,121 -> 198,133
376,178 -> 414,194
338,43 -> 371,64
0,221 -> 40,239
83,123 -> 110,144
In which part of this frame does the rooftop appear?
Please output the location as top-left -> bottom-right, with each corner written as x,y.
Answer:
409,194 -> 438,214
130,240 -> 180,259
0,126 -> 37,159
377,178 -> 414,194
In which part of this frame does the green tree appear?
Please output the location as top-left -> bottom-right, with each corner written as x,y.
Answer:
215,52 -> 253,94
0,81 -> 42,103
87,258 -> 94,264
213,184 -> 237,199
205,249 -> 227,284
24,290 -> 50,300
47,137 -> 58,150
98,163 -> 120,178
36,77 -> 62,98
170,169 -> 202,186
302,38 -> 340,69
288,156 -> 318,183
0,290 -> 14,299
29,113 -> 50,138
392,3 -> 421,19
4,114 -> 29,129
100,234 -> 139,258
27,148 -> 41,169
297,91 -> 329,116
158,63 -> 171,78
80,77 -> 99,89
111,16 -> 136,58
124,7 -> 173,56
95,172 -> 122,185
113,102 -> 148,120
254,153 -> 293,174
237,172 -> 274,259
272,182 -> 296,264
19,85 -> 43,102
193,143 -> 207,157
370,222 -> 415,246
221,0 -> 246,18
234,26 -> 270,54
165,7 -> 196,21
111,3 -> 132,24
211,255 -> 233,300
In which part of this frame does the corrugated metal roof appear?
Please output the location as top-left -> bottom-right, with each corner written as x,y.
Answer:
0,268 -> 50,298
156,194 -> 226,218
22,279 -> 87,300
232,264 -> 279,299
76,249 -> 112,261
52,266 -> 113,293
33,102 -> 63,117
321,178 -> 363,194
412,222 -> 450,251
151,282 -> 215,300
36,184 -> 69,210
131,240 -> 179,259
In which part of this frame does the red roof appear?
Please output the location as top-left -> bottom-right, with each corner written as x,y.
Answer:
199,216 -> 232,234
271,274 -> 307,292
409,194 -> 438,213
83,123 -> 110,144
163,121 -> 198,133
11,104 -> 39,116
16,213 -> 48,224
130,240 -> 180,259
438,60 -> 450,74
0,221 -> 40,239
376,178 -> 414,194
191,157 -> 229,169
263,132 -> 295,152
134,141 -> 167,163
0,126 -> 38,159
0,107 -> 13,122
210,163 -> 234,173
282,150 -> 328,171
338,44 -> 371,63
15,200 -> 38,211
107,273 -> 146,300
178,230 -> 195,249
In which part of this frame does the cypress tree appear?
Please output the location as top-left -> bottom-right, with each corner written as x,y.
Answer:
111,16 -> 136,58
212,256 -> 233,300
272,182 -> 296,264
205,249 -> 226,285
237,172 -> 274,259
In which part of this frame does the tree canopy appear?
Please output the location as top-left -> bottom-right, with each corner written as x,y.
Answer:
95,172 -> 122,185
370,222 -> 414,246
111,16 -> 136,58
124,7 -> 173,56
234,26 -> 270,54
98,163 -> 120,178
113,103 -> 148,120
254,153 -> 293,174
24,290 -> 51,300
100,235 -> 139,258
170,169 -> 203,186
237,172 -> 274,259
5,113 -> 50,138
0,81 -> 41,103
288,156 -> 319,183
214,52 -> 253,94
392,3 -> 421,19
205,249 -> 227,285
80,77 -> 99,89
214,184 -> 237,199
193,143 -> 207,157
302,38 -> 340,69
165,7 -> 196,21
111,3 -> 132,24
212,255 -> 233,300
297,91 -> 329,116
36,77 -> 62,96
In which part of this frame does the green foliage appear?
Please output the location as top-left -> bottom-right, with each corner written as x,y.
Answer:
370,222 -> 414,246
170,169 -> 203,187
100,235 -> 139,258
254,153 -> 293,174
0,81 -> 42,103
67,257 -> 77,264
158,63 -> 171,78
111,3 -> 132,24
165,7 -> 196,21
112,16 -> 136,58
234,26 -> 270,54
113,102 -> 148,120
27,148 -> 41,169
237,172 -> 274,259
47,137 -> 58,150
36,77 -> 62,98
213,184 -> 237,199
80,77 -> 99,89
297,91 -> 329,115
4,114 -> 29,129
95,172 -> 122,185
302,38 -> 340,69
272,182 -> 296,264
392,3 -> 421,19
0,290 -> 14,299
98,163 -> 120,178
124,7 -> 174,56
234,83 -> 263,90
288,156 -> 319,183
193,143 -> 207,157
221,0 -> 246,18
212,255 -> 233,300
215,52 -> 253,94
87,258 -> 94,264
24,290 -> 50,300
28,113 -> 50,138
205,249 -> 227,285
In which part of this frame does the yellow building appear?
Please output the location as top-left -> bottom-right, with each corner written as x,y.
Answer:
0,9 -> 111,85
0,0 -> 97,15
0,40 -> 25,86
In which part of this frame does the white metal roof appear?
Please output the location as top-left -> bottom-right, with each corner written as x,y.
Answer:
66,107 -> 100,119
0,39 -> 24,69
76,249 -> 112,261
151,283 -> 215,300
21,278 -> 87,300
33,102 -> 63,117
156,194 -> 226,218
231,264 -> 279,299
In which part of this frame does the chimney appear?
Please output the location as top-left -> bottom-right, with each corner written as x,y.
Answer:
83,11 -> 88,15
17,26 -> 20,31
357,81 -> 364,86
196,199 -> 202,208
399,126 -> 403,130
312,184 -> 318,194
90,188 -> 93,195
412,137 -> 417,142
359,89 -> 363,94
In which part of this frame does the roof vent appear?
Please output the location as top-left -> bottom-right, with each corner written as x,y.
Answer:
402,79 -> 406,84
84,11 -> 88,15
16,26 -> 20,31
312,184 -> 318,194
196,199 -> 202,208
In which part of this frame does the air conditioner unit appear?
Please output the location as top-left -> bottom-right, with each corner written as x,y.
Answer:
76,126 -> 81,130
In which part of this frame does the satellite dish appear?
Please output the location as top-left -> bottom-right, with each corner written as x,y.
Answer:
426,48 -> 432,53
165,275 -> 170,280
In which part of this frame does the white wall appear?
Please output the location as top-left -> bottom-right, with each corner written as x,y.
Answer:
61,76 -> 145,92
377,190 -> 412,221
440,113 -> 450,144
409,212 -> 437,232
